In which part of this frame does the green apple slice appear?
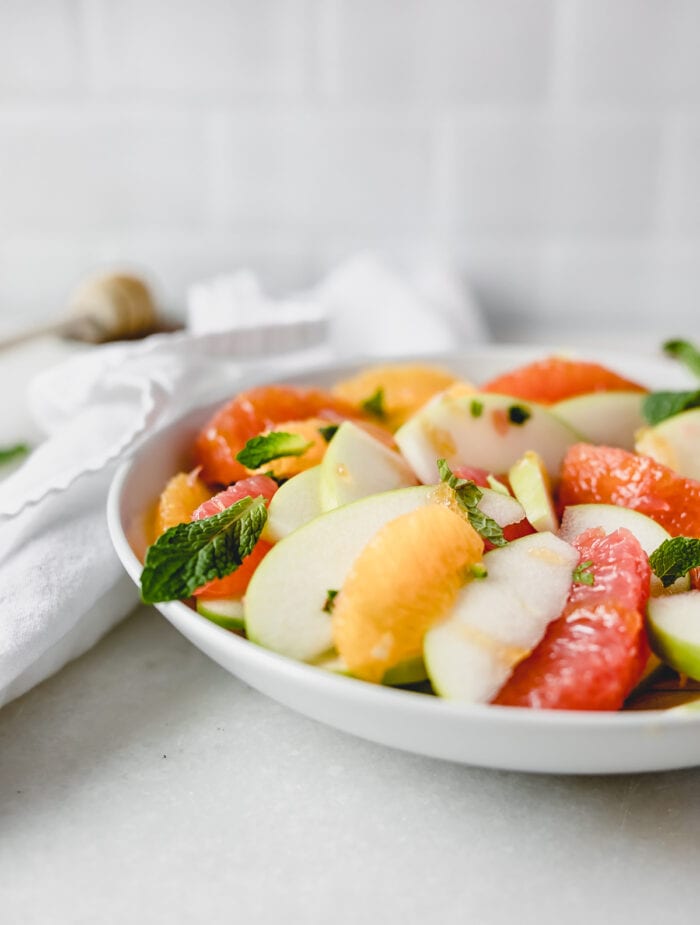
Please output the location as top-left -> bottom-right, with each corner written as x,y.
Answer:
395,391 -> 580,485
559,503 -> 689,594
552,391 -> 645,451
262,465 -> 322,543
508,450 -> 557,532
245,485 -> 433,662
196,596 -> 245,630
319,421 -> 417,512
635,408 -> 700,480
424,532 -> 578,702
647,592 -> 700,681
313,650 -> 427,686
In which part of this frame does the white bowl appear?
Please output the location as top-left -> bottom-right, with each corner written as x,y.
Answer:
107,346 -> 700,774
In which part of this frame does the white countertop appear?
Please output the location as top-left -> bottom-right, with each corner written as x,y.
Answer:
2,332 -> 699,924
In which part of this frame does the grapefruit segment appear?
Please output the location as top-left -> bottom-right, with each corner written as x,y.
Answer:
482,357 -> 646,405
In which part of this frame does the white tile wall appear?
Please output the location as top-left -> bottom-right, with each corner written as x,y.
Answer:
0,0 -> 699,341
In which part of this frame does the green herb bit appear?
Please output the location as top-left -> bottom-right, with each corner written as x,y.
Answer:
0,443 -> 29,466
572,560 -> 595,586
642,391 -> 700,426
236,432 -> 312,469
323,589 -> 339,614
361,387 -> 386,419
470,399 -> 483,418
437,458 -> 508,548
470,563 -> 488,580
663,340 -> 700,379
141,495 -> 268,604
318,424 -> 339,443
649,537 -> 700,588
507,405 -> 531,426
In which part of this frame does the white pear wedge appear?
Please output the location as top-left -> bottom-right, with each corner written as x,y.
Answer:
262,465 -> 323,543
635,408 -> 700,480
552,391 -> 645,451
647,592 -> 700,681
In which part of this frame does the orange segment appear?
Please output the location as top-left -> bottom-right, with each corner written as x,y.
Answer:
332,363 -> 465,430
332,504 -> 484,682
154,470 -> 211,538
482,357 -> 646,405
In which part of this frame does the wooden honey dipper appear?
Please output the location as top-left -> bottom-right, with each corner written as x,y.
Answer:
0,273 -> 163,352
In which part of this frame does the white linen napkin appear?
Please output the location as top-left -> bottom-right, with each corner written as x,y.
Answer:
0,255 -> 486,707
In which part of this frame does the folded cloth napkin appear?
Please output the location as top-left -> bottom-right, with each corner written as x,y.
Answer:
0,255 -> 487,707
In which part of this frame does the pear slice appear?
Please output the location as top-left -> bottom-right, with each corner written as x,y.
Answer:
552,391 -> 645,451
508,450 -> 557,532
395,391 -> 580,485
196,596 -> 245,630
319,421 -> 416,512
647,592 -> 700,681
424,532 -> 578,702
559,503 -> 689,594
245,486 -> 433,662
313,650 -> 427,686
262,465 -> 322,543
635,408 -> 700,480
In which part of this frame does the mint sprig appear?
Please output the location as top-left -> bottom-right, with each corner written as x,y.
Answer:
318,424 -> 339,443
572,560 -> 595,586
649,537 -> 700,588
141,495 -> 267,603
236,432 -> 312,469
642,391 -> 700,426
663,340 -> 700,379
0,443 -> 29,466
437,458 -> 507,548
361,387 -> 386,419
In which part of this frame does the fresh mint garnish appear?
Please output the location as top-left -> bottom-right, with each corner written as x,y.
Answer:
572,560 -> 595,586
649,537 -> 700,588
470,399 -> 483,418
361,387 -> 386,419
642,391 -> 700,426
141,495 -> 268,603
507,405 -> 531,426
470,563 -> 488,580
323,589 -> 339,614
437,458 -> 507,548
318,424 -> 339,443
0,443 -> 29,466
663,340 -> 700,379
236,432 -> 312,469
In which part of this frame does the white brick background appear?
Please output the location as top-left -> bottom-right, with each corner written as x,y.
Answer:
1,0 -> 699,342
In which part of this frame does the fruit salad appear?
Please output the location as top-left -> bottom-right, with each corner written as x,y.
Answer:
140,345 -> 700,712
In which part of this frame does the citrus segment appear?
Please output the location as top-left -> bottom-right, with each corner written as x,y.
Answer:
482,357 -> 646,405
154,469 -> 211,538
332,504 -> 484,683
559,443 -> 700,538
493,527 -> 650,710
332,363 -> 464,430
191,475 -> 278,599
194,385 -> 363,485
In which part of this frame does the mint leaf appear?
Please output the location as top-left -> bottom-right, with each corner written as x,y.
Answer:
141,495 -> 267,603
649,537 -> 700,588
642,391 -> 700,426
318,423 -> 339,443
470,399 -> 483,418
663,340 -> 700,379
361,387 -> 386,419
323,589 -> 339,614
437,458 -> 507,548
572,560 -> 595,586
0,443 -> 29,466
236,432 -> 312,469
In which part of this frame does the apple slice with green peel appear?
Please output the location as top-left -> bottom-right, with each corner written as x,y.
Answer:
551,391 -> 645,451
395,391 -> 581,485
647,592 -> 700,681
319,421 -> 417,512
312,650 -> 427,686
424,532 -> 578,702
559,503 -> 690,594
245,485 -> 434,662
262,465 -> 322,543
635,408 -> 700,481
508,450 -> 557,533
196,596 -> 245,630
